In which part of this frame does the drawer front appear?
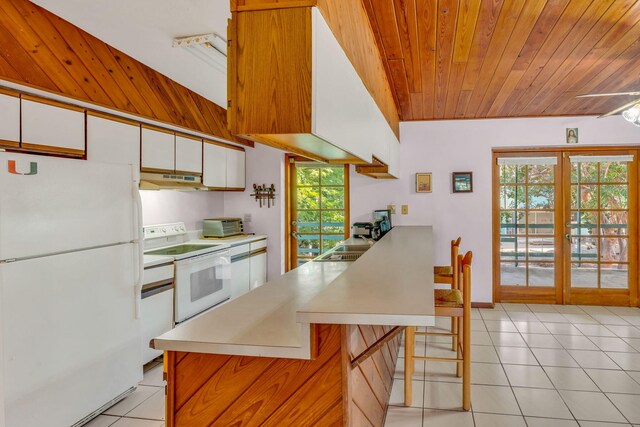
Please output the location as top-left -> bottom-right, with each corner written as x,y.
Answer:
143,264 -> 174,285
230,243 -> 251,257
250,239 -> 267,251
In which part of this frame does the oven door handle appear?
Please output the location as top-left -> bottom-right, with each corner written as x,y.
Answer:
176,251 -> 230,267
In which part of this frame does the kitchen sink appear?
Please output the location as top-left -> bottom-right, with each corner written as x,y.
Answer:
314,243 -> 371,262
333,244 -> 372,252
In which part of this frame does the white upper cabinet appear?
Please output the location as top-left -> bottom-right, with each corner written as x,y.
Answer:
202,142 -> 227,188
21,98 -> 85,155
87,114 -> 141,181
0,93 -> 20,146
226,148 -> 246,189
387,140 -> 400,178
311,9 -> 397,164
141,127 -> 175,172
175,135 -> 203,175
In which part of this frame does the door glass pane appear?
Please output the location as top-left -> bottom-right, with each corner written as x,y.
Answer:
570,211 -> 597,236
500,186 -> 526,209
528,237 -> 554,260
571,162 -> 598,183
599,185 -> 628,209
501,262 -> 526,286
571,263 -> 598,288
528,263 -> 554,287
501,211 -> 526,234
571,185 -> 598,209
528,185 -> 554,209
321,187 -> 344,209
571,237 -> 597,261
320,167 -> 344,185
600,237 -> 628,262
322,236 -> 342,252
600,263 -> 628,289
321,211 -> 344,234
528,211 -> 553,235
297,187 -> 319,209
528,164 -> 554,184
600,211 -> 628,236
500,164 -> 517,184
297,167 -> 319,185
500,236 -> 521,260
297,210 -> 320,233
297,236 -> 320,258
600,162 -> 627,183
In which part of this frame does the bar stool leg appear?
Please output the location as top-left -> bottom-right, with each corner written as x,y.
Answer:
451,318 -> 457,351
404,326 -> 415,406
463,315 -> 471,410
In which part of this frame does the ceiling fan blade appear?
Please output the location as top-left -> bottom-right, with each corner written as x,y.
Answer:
577,91 -> 640,98
598,98 -> 640,118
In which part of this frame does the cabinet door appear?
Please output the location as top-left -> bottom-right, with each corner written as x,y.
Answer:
231,257 -> 251,298
0,93 -> 20,147
141,127 -> 175,172
175,135 -> 203,175
21,98 -> 85,156
202,142 -> 227,188
87,115 -> 141,182
141,288 -> 174,364
250,252 -> 267,290
226,148 -> 246,189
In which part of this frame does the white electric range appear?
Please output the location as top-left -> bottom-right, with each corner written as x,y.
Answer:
144,222 -> 231,323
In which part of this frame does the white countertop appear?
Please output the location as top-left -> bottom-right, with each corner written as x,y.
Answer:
297,226 -> 435,326
152,226 -> 435,359
143,254 -> 174,268
193,234 -> 267,247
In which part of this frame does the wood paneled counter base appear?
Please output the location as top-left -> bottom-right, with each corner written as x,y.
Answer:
164,323 -> 402,426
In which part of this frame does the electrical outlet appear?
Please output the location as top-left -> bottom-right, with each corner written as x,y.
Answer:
243,213 -> 252,223
401,205 -> 409,215
387,204 -> 396,214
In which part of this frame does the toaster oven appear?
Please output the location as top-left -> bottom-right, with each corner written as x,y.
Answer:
203,218 -> 244,238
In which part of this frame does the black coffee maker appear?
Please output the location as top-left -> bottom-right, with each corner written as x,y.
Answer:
372,209 -> 392,240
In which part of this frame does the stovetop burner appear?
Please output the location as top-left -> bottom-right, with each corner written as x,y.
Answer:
145,244 -> 221,256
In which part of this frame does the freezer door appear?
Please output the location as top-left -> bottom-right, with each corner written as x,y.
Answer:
0,152 -> 137,261
0,244 -> 142,427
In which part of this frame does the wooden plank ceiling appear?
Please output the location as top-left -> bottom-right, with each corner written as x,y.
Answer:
364,0 -> 640,120
0,0 -> 250,146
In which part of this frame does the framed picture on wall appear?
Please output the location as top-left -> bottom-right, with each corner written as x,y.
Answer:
416,173 -> 432,193
452,172 -> 473,193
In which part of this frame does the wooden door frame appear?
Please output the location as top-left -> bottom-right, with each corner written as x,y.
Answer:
284,154 -> 350,272
492,145 -> 640,307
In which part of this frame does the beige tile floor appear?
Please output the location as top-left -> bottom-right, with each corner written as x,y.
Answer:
385,304 -> 640,427
85,361 -> 165,427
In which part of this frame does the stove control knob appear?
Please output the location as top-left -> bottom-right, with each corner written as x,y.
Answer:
162,228 -> 167,233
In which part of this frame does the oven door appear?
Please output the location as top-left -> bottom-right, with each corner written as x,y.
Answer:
174,249 -> 231,322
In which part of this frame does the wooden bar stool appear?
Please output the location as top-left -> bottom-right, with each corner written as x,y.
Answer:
404,251 -> 472,410
433,237 -> 461,285
433,237 -> 461,350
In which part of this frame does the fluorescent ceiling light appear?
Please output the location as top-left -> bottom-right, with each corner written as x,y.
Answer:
173,33 -> 226,73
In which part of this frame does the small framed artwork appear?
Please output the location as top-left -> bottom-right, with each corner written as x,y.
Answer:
452,172 -> 473,193
566,128 -> 578,144
416,173 -> 432,193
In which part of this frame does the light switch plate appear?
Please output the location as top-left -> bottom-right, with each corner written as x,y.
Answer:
401,205 -> 409,215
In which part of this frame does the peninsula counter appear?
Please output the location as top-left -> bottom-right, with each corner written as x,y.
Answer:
152,226 -> 435,426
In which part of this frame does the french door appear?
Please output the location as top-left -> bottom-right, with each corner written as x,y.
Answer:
494,148 -> 638,306
285,156 -> 350,271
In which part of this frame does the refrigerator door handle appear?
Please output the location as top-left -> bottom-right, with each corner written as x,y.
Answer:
133,175 -> 144,319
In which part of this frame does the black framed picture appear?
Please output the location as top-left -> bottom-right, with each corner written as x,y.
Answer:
452,172 -> 473,193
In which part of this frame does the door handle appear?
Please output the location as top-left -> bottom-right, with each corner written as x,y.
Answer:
291,231 -> 301,240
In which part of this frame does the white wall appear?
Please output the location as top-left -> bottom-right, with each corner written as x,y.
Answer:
224,144 -> 286,281
140,190 -> 224,231
351,115 -> 639,303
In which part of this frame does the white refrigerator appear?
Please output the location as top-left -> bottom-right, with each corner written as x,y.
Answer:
0,152 -> 144,427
